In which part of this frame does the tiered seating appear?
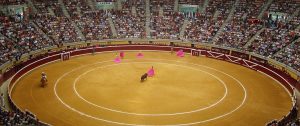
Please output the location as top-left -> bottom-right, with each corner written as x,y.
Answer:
48,0 -> 64,17
95,0 -> 116,2
112,11 -> 146,38
215,0 -> 265,49
184,0 -> 235,43
34,14 -> 80,43
0,107 -> 41,126
62,0 -> 92,18
74,10 -> 112,40
150,12 -> 184,39
247,26 -> 296,57
63,0 -> 80,18
178,0 -> 205,5
274,41 -> 300,72
150,0 -> 174,15
31,0 -> 51,14
77,0 -> 93,12
0,14 -> 54,59
0,36 -> 15,64
33,0 -> 64,17
268,0 -> 299,14
122,0 -> 145,16
0,0 -> 26,5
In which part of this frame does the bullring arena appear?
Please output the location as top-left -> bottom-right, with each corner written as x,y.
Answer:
1,0 -> 300,126
5,44 -> 296,126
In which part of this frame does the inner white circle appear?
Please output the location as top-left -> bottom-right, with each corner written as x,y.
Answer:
73,62 -> 228,116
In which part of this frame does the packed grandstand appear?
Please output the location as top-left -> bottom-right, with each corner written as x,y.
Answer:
0,0 -> 300,125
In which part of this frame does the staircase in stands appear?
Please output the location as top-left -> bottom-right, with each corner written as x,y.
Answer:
58,0 -> 86,41
145,0 -> 151,38
87,0 -> 96,10
179,19 -> 189,39
243,28 -> 265,48
108,17 -> 118,38
174,0 -> 179,12
30,21 -> 54,44
212,0 -> 239,44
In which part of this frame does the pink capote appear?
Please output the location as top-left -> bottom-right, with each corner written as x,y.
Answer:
176,49 -> 184,57
136,52 -> 144,58
147,66 -> 155,77
114,56 -> 121,63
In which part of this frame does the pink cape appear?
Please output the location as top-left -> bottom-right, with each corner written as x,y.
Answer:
176,50 -> 184,57
136,52 -> 144,58
114,56 -> 121,63
147,68 -> 155,77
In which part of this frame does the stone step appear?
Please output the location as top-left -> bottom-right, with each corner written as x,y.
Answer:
117,0 -> 122,10
258,0 -> 274,19
108,17 -> 118,37
26,0 -> 38,13
47,8 -> 56,16
132,6 -> 137,16
179,19 -> 189,39
58,0 -> 71,18
71,21 -> 86,41
274,37 -> 300,56
145,0 -> 150,17
87,0 -> 96,10
159,7 -> 164,16
174,0 -> 179,12
30,21 -> 54,44
201,0 -> 210,13
212,0 -> 239,44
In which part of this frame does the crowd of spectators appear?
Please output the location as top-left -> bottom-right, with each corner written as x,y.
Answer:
215,0 -> 265,49
75,10 -> 112,40
184,0 -> 235,43
247,25 -> 296,57
150,12 -> 184,39
268,0 -> 299,14
0,0 -> 299,71
31,0 -> 50,14
33,14 -> 81,43
0,0 -> 25,5
121,0 -> 145,16
274,41 -> 300,72
150,0 -> 174,15
0,107 -> 43,126
267,105 -> 298,126
0,12 -> 54,64
0,35 -> 14,64
178,0 -> 205,5
0,0 -> 300,126
247,4 -> 300,57
63,0 -> 92,18
112,10 -> 146,38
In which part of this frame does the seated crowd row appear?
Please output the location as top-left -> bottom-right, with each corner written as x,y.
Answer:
0,0 -> 299,72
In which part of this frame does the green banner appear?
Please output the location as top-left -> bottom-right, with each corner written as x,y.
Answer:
179,4 -> 198,13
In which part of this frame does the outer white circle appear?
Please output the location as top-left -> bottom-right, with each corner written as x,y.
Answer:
73,61 -> 228,116
54,58 -> 247,126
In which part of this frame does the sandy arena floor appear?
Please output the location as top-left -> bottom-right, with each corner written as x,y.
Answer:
11,51 -> 291,126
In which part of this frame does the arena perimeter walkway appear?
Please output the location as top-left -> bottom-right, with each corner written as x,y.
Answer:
11,51 -> 291,126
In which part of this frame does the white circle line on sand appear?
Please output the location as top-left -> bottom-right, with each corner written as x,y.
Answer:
54,58 -> 247,126
72,61 -> 228,116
